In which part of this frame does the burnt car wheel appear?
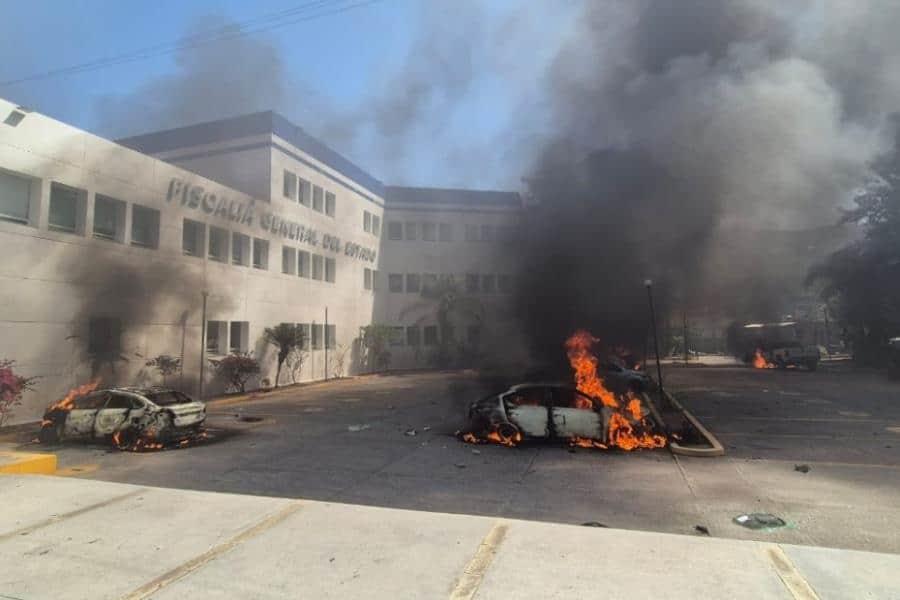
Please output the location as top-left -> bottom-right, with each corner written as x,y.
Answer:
38,421 -> 64,445
496,422 -> 521,445
114,428 -> 137,450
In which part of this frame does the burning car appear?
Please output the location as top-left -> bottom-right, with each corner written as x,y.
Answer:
39,385 -> 206,449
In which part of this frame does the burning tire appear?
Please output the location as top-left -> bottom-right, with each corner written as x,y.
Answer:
38,421 -> 63,445
496,422 -> 521,445
113,428 -> 138,451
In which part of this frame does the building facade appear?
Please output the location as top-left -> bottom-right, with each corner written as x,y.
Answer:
0,99 -> 522,424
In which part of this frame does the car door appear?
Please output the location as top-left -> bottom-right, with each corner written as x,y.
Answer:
94,393 -> 142,436
549,387 -> 605,440
65,391 -> 108,437
503,386 -> 549,438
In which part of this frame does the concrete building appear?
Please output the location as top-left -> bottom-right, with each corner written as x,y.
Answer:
0,99 -> 522,424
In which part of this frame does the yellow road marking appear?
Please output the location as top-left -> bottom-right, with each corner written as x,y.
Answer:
765,544 -> 819,600
121,501 -> 303,600
449,521 -> 508,600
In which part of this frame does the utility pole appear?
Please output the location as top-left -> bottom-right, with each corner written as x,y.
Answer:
199,291 -> 208,399
683,311 -> 689,366
644,280 -> 666,405
324,307 -> 329,381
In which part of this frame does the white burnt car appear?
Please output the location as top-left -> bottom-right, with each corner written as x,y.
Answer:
39,387 -> 206,448
466,383 -> 613,444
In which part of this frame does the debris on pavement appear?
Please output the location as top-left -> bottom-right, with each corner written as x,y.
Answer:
694,525 -> 710,536
454,463 -> 467,468
404,429 -> 417,436
581,521 -> 607,527
794,464 -> 810,473
347,424 -> 371,432
471,449 -> 481,455
733,513 -> 787,530
422,426 -> 431,432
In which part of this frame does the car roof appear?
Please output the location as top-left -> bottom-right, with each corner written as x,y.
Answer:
508,382 -> 574,390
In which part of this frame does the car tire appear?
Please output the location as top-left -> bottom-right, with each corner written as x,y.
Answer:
114,428 -> 137,451
38,421 -> 63,445
496,422 -> 521,445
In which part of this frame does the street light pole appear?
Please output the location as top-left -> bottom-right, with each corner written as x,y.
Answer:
644,280 -> 666,404
199,291 -> 209,400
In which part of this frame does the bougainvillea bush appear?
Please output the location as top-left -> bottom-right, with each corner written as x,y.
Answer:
0,360 -> 38,427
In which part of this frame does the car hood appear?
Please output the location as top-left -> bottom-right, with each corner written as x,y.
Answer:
161,401 -> 206,416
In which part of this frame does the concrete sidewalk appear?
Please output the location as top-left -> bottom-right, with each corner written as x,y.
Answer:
1,475 -> 897,599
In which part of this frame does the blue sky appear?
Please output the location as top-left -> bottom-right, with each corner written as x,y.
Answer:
0,0 -> 577,188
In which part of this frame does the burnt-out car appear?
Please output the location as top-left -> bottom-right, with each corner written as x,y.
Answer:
39,387 -> 206,448
466,383 -> 614,445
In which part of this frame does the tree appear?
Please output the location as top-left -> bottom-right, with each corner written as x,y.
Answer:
0,360 -> 38,427
145,354 -> 181,386
360,324 -> 393,371
262,323 -> 307,387
401,277 -> 483,367
210,353 -> 261,393
808,160 -> 900,364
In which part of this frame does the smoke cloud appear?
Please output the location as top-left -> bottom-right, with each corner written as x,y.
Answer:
516,0 -> 900,360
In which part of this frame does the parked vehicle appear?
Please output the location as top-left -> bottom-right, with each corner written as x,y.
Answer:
39,387 -> 206,447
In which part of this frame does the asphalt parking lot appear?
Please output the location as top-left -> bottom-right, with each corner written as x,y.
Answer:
27,366 -> 900,554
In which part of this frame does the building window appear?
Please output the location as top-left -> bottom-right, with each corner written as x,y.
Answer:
465,224 -> 478,242
311,323 -> 324,349
388,221 -> 403,240
325,191 -> 336,217
208,227 -> 229,262
230,321 -> 249,353
389,327 -> 404,346
481,274 -> 496,294
0,169 -> 31,224
364,268 -> 372,290
388,273 -> 403,292
424,325 -> 438,346
371,214 -> 380,237
93,194 -> 125,242
372,270 -> 379,291
325,324 -> 336,349
313,186 -> 324,212
298,250 -> 310,278
48,182 -> 83,234
298,323 -> 311,350
498,274 -> 512,294
406,326 -> 420,347
283,170 -> 297,200
312,254 -> 324,280
298,177 -> 311,206
325,257 -> 336,283
131,205 -> 160,248
206,321 -> 227,354
253,238 -> 269,270
480,224 -> 494,242
406,273 -> 421,294
282,246 -> 296,275
363,211 -> 372,233
405,221 -> 416,240
183,219 -> 205,257
421,222 -> 437,242
423,273 -> 438,292
439,223 -> 453,242
88,317 -> 121,355
232,232 -> 250,266
466,273 -> 479,293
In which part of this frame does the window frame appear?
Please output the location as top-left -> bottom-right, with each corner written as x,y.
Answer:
208,226 -> 229,262
0,168 -> 33,225
130,204 -> 160,249
48,182 -> 85,234
252,238 -> 269,270
92,194 -> 125,242
182,219 -> 206,257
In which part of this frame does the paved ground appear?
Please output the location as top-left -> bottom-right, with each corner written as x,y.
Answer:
3,475 -> 899,599
14,366 -> 900,554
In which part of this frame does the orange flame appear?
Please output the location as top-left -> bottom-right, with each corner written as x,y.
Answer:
46,379 -> 101,413
565,330 -> 666,451
752,349 -> 774,369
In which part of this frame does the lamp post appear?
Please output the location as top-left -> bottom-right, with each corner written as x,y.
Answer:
199,291 -> 209,400
644,280 -> 666,404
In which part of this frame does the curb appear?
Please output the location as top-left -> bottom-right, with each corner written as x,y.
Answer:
0,450 -> 57,475
663,390 -> 725,457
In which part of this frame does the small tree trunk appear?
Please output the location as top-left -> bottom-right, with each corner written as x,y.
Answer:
275,360 -> 282,388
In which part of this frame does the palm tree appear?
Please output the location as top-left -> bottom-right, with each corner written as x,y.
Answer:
400,277 -> 483,366
262,323 -> 306,387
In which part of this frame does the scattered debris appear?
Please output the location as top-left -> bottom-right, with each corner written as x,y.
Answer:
238,415 -> 263,423
422,426 -> 431,432
733,513 -> 786,530
567,448 -> 577,454
404,429 -> 417,436
694,525 -> 710,536
581,521 -> 607,528
471,449 -> 481,455
794,464 -> 810,473
454,463 -> 467,468
347,424 -> 371,432
329,557 -> 335,563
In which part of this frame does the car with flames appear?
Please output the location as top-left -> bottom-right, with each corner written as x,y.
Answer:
601,360 -> 653,391
466,382 -> 616,445
38,387 -> 206,448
